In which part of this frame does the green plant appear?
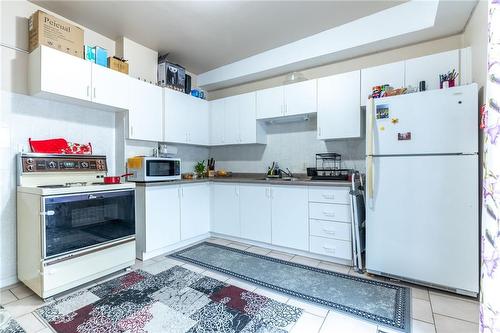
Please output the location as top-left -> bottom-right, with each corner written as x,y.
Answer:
194,160 -> 206,177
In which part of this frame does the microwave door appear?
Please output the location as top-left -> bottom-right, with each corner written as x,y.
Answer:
41,190 -> 135,259
146,159 -> 180,178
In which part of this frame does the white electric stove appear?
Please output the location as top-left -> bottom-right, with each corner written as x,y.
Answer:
16,153 -> 136,299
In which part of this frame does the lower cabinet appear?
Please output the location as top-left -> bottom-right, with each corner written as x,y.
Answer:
239,184 -> 272,243
211,183 -> 240,237
271,185 -> 309,251
181,183 -> 210,240
138,186 -> 181,255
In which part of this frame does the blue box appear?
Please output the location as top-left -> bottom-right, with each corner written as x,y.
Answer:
84,45 -> 95,63
95,46 -> 108,67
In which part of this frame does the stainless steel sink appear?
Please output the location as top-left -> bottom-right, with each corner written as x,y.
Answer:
258,177 -> 299,181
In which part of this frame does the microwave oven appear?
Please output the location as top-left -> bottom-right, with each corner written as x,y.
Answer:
127,157 -> 181,182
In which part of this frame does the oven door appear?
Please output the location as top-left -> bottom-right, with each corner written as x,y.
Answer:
41,189 -> 135,259
146,159 -> 180,179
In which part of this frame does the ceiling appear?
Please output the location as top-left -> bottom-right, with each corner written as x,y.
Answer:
31,0 -> 406,74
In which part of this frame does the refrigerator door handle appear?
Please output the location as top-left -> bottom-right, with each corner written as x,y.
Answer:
366,98 -> 375,204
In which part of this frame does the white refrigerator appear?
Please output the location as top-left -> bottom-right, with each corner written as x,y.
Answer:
365,83 -> 479,296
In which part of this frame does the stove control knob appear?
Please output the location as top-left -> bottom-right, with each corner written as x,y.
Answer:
81,162 -> 89,168
27,164 -> 35,171
26,158 -> 34,164
48,161 -> 57,169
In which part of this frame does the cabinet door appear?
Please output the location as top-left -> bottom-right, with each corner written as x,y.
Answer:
164,88 -> 189,143
210,99 -> 226,145
189,98 -> 209,145
271,186 -> 308,251
91,64 -> 129,109
256,86 -> 284,119
233,92 -> 257,143
317,70 -> 361,140
284,80 -> 317,116
240,184 -> 271,243
360,62 -> 405,106
181,183 -> 210,240
39,46 -> 92,101
211,184 -> 240,237
223,96 -> 240,144
405,50 -> 460,90
128,79 -> 163,141
145,186 -> 180,252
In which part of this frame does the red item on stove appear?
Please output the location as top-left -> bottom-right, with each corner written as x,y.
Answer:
103,174 -> 134,184
29,138 -> 92,155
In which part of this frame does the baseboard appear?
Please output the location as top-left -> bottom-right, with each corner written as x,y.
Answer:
137,233 -> 210,261
0,275 -> 19,289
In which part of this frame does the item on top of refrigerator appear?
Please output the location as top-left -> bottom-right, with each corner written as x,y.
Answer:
185,74 -> 192,94
371,84 -> 392,99
108,56 -> 129,74
29,10 -> 84,58
384,87 -> 407,97
190,89 -> 206,99
157,55 -> 186,91
439,70 -> 458,89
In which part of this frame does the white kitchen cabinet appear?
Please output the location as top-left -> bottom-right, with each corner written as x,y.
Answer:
360,61 -> 405,106
210,93 -> 266,145
256,86 -> 284,119
283,80 -> 317,116
271,185 -> 308,251
210,98 -> 226,145
91,63 -> 129,109
164,88 -> 209,145
29,45 -> 92,102
239,184 -> 272,243
211,183 -> 240,237
127,79 -> 163,141
180,183 -> 210,240
405,49 -> 460,91
256,81 -> 317,119
317,70 -> 361,140
137,185 -> 180,255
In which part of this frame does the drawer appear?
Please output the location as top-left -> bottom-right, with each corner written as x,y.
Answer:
309,202 -> 351,222
310,219 -> 351,241
310,236 -> 352,260
309,187 -> 350,204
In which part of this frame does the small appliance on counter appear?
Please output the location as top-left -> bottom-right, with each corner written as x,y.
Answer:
127,156 -> 181,182
308,153 -> 354,181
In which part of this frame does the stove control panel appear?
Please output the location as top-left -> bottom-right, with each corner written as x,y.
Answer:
20,155 -> 108,173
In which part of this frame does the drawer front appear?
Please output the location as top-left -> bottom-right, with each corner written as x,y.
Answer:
310,219 -> 351,241
310,236 -> 352,260
309,187 -> 350,204
309,202 -> 351,222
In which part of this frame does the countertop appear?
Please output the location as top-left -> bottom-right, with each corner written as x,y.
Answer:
132,173 -> 353,187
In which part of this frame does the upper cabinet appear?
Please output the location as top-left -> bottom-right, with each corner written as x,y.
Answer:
256,80 -> 317,119
164,88 -> 209,145
127,80 -> 163,142
317,70 -> 361,140
256,86 -> 284,119
29,45 -> 129,110
29,46 -> 92,102
360,61 -> 405,106
283,80 -> 317,116
405,49 -> 460,91
210,92 -> 266,146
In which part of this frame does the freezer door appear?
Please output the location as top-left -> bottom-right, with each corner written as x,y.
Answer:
366,155 -> 478,293
369,84 -> 478,155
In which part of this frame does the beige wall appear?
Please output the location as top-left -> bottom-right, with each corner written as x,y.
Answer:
462,1 -> 488,104
208,34 -> 464,99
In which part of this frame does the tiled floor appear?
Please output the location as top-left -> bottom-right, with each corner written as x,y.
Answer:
0,237 -> 480,333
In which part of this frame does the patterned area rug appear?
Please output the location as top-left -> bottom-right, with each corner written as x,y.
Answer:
36,264 -> 303,332
171,242 -> 411,333
0,306 -> 25,333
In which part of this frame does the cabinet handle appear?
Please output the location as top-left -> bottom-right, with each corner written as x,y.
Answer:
265,188 -> 270,198
322,228 -> 336,235
323,245 -> 336,253
93,87 -> 96,99
322,194 -> 335,200
284,104 -> 288,115
181,187 -> 184,197
235,187 -> 239,197
323,211 -> 335,217
318,127 -> 322,137
130,126 -> 134,137
270,188 -> 274,199
86,85 -> 90,97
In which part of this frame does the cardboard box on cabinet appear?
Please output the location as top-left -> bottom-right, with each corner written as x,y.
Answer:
28,10 -> 84,58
